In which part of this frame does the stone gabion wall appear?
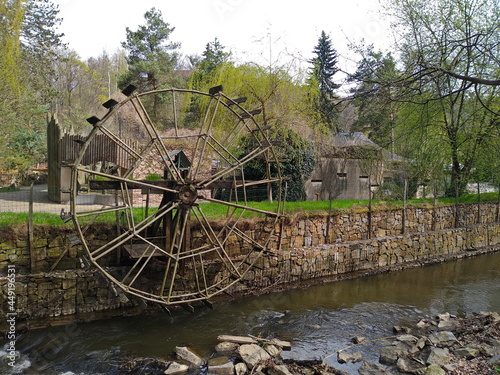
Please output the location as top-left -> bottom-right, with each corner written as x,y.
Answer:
0,203 -> 499,325
241,223 -> 500,289
8,269 -> 135,322
0,203 -> 498,274
276,203 -> 498,248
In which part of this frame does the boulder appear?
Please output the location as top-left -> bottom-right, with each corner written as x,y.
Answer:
488,354 -> 500,366
379,345 -> 407,365
267,364 -> 293,375
425,364 -> 446,375
175,346 -> 204,367
437,320 -> 458,331
337,351 -> 362,364
453,346 -> 479,359
428,331 -> 457,347
264,344 -> 282,358
426,347 -> 451,366
416,319 -> 431,329
237,344 -> 271,368
208,360 -> 235,375
215,342 -> 239,355
235,362 -> 248,375
352,336 -> 367,344
396,357 -> 426,374
358,361 -> 392,375
164,361 -> 189,375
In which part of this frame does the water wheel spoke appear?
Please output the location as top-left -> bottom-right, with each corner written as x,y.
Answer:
90,202 -> 178,260
121,243 -> 161,289
190,94 -> 222,182
202,196 -> 280,217
129,95 -> 185,183
192,206 -> 242,279
199,145 -> 271,188
71,87 -> 282,306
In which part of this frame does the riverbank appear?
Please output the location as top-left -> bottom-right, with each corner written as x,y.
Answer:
3,252 -> 499,375
110,311 -> 500,375
1,203 -> 498,333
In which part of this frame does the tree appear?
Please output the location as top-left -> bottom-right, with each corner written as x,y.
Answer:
348,45 -> 399,149
240,126 -> 316,202
120,7 -> 180,90
0,0 -> 25,98
21,0 -> 65,103
387,0 -> 500,104
189,38 -> 231,89
52,49 -> 112,133
384,0 -> 500,196
309,31 -> 341,132
200,38 -> 231,75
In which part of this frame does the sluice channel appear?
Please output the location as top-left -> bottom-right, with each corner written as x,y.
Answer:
2,251 -> 499,374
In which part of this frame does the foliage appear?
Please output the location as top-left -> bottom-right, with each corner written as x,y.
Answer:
348,45 -> 399,149
308,31 -> 341,132
120,7 -> 180,90
21,0 -> 65,102
0,0 -> 25,98
384,0 -> 500,197
240,126 -> 316,202
195,38 -> 231,80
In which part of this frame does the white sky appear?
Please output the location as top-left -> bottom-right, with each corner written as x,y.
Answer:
52,0 -> 392,77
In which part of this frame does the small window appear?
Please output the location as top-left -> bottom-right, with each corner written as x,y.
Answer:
311,179 -> 322,183
359,175 -> 369,179
337,173 -> 347,178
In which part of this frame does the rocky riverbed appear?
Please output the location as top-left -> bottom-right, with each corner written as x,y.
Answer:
118,311 -> 499,375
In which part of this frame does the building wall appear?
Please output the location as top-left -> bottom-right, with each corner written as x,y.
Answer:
306,157 -> 384,201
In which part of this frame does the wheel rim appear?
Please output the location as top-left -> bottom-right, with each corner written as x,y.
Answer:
70,87 -> 283,306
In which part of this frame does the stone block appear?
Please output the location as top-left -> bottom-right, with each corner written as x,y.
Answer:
165,361 -> 189,375
175,346 -> 203,367
237,344 -> 271,368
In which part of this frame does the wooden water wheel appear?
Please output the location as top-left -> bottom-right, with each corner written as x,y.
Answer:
69,85 -> 283,307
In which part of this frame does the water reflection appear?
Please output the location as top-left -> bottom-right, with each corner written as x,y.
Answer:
3,252 -> 499,375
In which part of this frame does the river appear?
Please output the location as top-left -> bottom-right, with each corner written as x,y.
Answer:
2,251 -> 499,374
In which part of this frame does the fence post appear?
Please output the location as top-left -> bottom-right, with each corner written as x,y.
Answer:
28,182 -> 36,272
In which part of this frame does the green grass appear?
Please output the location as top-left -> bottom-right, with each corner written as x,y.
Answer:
0,212 -> 63,226
0,187 -> 20,193
0,192 -> 498,226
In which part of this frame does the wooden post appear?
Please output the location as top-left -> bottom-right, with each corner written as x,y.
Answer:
497,182 -> 500,222
432,183 -> 437,231
402,178 -> 407,235
477,181 -> 481,224
326,195 -> 333,244
368,176 -> 372,239
28,183 -> 36,272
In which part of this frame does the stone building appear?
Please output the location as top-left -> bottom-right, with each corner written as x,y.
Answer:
305,132 -> 404,200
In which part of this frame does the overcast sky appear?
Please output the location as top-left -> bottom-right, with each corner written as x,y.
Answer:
52,0 -> 392,76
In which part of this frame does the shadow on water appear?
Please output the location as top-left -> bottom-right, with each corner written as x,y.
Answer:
2,252 -> 499,374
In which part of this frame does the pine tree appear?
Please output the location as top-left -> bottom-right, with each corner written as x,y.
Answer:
120,7 -> 180,90
309,31 -> 340,132
199,38 -> 230,75
21,0 -> 65,102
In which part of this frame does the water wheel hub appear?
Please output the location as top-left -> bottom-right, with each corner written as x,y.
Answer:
179,184 -> 198,205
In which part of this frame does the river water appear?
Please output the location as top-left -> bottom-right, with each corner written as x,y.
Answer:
2,251 -> 499,374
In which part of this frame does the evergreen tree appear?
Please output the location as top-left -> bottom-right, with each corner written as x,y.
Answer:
349,45 -> 398,148
120,7 -> 180,90
309,31 -> 340,132
199,38 -> 230,76
21,0 -> 65,103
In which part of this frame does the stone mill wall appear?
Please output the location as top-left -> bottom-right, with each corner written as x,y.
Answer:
0,203 -> 499,329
